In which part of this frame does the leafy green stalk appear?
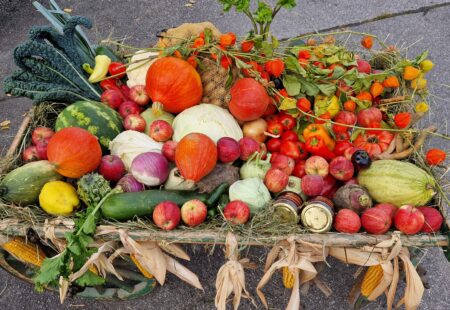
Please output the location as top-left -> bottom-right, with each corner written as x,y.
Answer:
218,0 -> 297,39
34,187 -> 122,291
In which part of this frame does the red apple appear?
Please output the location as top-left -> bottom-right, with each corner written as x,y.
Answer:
301,175 -> 324,196
181,199 -> 207,227
329,156 -> 354,181
394,205 -> 425,235
162,141 -> 177,162
129,85 -> 150,106
123,114 -> 146,132
418,207 -> 443,233
321,174 -> 337,198
264,168 -> 289,193
31,127 -> 54,145
270,153 -> 295,175
101,89 -> 124,110
357,59 -> 371,74
120,84 -> 131,100
224,200 -> 250,224
374,203 -> 397,223
22,146 -> 39,162
305,156 -> 329,177
152,201 -> 181,230
292,160 -> 306,178
119,100 -> 141,118
35,141 -> 48,160
98,155 -> 126,181
361,208 -> 391,234
334,209 -> 361,233
149,120 -> 173,142
217,137 -> 240,163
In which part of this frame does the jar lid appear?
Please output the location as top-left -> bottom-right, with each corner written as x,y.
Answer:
300,203 -> 333,233
273,203 -> 299,224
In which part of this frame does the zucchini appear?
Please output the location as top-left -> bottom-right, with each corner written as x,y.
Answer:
101,183 -> 228,221
95,45 -> 121,62
0,160 -> 63,205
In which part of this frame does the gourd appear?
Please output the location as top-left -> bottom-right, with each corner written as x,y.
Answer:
228,78 -> 270,121
47,127 -> 102,178
0,160 -> 63,205
145,57 -> 203,113
175,133 -> 217,182
55,100 -> 123,151
357,160 -> 436,206
39,181 -> 80,216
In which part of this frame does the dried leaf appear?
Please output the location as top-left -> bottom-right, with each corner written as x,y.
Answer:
158,241 -> 190,261
0,120 -> 10,130
166,255 -> 203,290
63,8 -> 72,13
59,276 -> 69,304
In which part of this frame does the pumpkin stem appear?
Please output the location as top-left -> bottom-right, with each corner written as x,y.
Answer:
152,102 -> 164,117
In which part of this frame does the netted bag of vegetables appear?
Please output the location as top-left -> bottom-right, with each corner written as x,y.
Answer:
156,22 -> 238,108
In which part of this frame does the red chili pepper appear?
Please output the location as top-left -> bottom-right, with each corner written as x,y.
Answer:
220,55 -> 232,70
305,136 -> 336,160
108,62 -> 126,79
279,114 -> 296,130
334,141 -> 353,156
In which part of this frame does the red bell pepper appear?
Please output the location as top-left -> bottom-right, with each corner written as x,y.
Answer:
100,78 -> 121,91
305,136 -> 336,160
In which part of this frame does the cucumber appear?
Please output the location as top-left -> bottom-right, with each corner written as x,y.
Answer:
101,183 -> 228,221
0,160 -> 63,205
95,45 -> 121,62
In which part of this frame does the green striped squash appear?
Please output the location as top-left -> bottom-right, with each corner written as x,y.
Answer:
55,101 -> 123,151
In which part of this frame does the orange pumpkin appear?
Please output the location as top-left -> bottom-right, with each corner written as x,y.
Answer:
47,127 -> 102,178
146,57 -> 203,113
175,133 -> 217,182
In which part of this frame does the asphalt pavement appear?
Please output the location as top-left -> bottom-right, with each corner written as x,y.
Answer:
0,0 -> 449,309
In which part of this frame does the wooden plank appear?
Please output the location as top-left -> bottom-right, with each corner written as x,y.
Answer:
5,110 -> 33,158
0,223 -> 447,247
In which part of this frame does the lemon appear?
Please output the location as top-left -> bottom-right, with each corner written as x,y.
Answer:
39,181 -> 79,215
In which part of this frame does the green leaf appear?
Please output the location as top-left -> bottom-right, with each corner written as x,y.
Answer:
285,56 -> 302,74
283,75 -> 301,96
225,69 -> 234,89
351,128 -> 364,142
254,1 -> 273,24
277,0 -> 297,9
34,252 -> 68,290
261,41 -> 274,58
75,271 -> 105,287
325,55 -> 340,65
82,213 -> 97,234
299,79 -> 319,97
413,51 -> 428,65
204,28 -> 213,44
330,66 -> 345,79
317,84 -> 336,96
271,35 -> 279,49
279,97 -> 297,110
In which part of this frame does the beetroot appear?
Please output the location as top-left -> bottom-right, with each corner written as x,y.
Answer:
333,184 -> 372,214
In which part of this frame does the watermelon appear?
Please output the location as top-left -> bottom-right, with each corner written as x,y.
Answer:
55,101 -> 123,151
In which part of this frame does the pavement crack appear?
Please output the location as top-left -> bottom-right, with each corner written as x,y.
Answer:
286,2 -> 450,39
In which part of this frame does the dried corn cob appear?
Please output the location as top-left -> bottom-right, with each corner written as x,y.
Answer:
131,254 -> 154,279
360,265 -> 383,297
2,237 -> 46,267
282,266 -> 295,289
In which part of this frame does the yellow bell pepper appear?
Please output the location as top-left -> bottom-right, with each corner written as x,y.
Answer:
39,181 -> 79,216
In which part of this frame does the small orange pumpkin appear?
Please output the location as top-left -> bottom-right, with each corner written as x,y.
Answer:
47,127 -> 102,178
146,57 -> 203,114
175,133 -> 217,182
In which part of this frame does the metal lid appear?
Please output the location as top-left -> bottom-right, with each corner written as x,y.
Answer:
300,203 -> 333,233
273,203 -> 299,224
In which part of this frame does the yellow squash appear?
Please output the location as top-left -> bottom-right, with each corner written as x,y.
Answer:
39,181 -> 80,215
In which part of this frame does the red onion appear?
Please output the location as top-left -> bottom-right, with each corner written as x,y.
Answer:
217,137 -> 240,163
117,174 -> 145,192
131,152 -> 169,186
238,137 -> 260,161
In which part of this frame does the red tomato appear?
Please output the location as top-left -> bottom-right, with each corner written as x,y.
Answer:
266,138 -> 281,153
263,102 -> 278,117
353,131 -> 395,158
281,130 -> 298,142
278,114 -> 296,130
265,114 -> 279,123
296,97 -> 311,113
292,160 -> 306,178
279,140 -> 301,160
108,62 -> 126,79
335,131 -> 350,142
334,141 -> 353,156
267,121 -> 284,135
